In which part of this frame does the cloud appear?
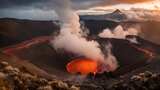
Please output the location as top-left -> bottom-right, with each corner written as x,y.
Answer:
0,0 -> 156,19
0,0 -> 154,10
116,0 -> 153,3
126,8 -> 160,21
0,9 -> 57,20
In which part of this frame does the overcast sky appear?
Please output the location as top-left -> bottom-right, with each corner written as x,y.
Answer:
0,0 -> 159,20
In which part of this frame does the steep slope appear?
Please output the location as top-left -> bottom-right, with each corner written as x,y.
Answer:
0,52 -> 55,79
0,18 -> 59,48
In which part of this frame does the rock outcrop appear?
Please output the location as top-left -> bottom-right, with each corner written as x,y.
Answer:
0,61 -> 79,90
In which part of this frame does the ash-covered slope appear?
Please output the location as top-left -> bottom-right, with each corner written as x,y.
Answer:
0,18 -> 59,48
0,52 -> 55,79
1,17 -> 160,46
95,37 -> 160,76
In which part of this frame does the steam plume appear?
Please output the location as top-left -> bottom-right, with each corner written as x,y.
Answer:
98,43 -> 118,73
51,0 -> 118,72
52,0 -> 104,60
98,25 -> 140,44
98,25 -> 138,39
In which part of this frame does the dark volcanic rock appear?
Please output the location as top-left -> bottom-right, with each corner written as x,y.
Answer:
95,37 -> 160,76
0,59 -> 159,90
1,18 -> 160,47
2,35 -> 160,79
0,18 -> 59,48
109,71 -> 160,90
1,17 -> 160,90
82,20 -> 118,35
0,61 -> 79,90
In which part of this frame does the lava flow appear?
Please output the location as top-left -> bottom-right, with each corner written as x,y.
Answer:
66,58 -> 98,75
130,45 -> 155,59
2,36 -> 52,55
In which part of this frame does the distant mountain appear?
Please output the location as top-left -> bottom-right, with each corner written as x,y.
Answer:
81,9 -> 128,22
81,9 -> 160,22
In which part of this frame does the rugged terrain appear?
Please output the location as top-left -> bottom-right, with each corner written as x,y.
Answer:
0,10 -> 160,89
0,58 -> 79,90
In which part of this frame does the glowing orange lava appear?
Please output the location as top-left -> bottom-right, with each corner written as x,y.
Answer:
131,45 -> 155,59
2,36 -> 52,55
66,58 -> 98,75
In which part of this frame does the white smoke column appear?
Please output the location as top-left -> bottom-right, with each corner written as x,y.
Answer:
53,33 -> 104,60
126,27 -> 139,44
98,43 -> 118,73
98,25 -> 138,39
52,0 -> 104,61
105,43 -> 118,71
52,0 -> 81,35
51,0 -> 118,71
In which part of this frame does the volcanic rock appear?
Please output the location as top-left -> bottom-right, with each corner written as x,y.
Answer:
109,71 -> 160,90
0,18 -> 59,48
0,60 -> 80,90
1,18 -> 160,90
1,18 -> 160,46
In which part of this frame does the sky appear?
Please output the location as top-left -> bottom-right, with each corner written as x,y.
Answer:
0,0 -> 159,20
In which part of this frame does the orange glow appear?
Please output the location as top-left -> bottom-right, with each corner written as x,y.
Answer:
118,0 -> 153,3
2,36 -> 52,55
131,45 -> 155,59
66,58 -> 98,75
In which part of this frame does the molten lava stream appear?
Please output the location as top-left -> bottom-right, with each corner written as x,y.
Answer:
2,36 -> 52,55
130,45 -> 155,59
66,58 -> 98,75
